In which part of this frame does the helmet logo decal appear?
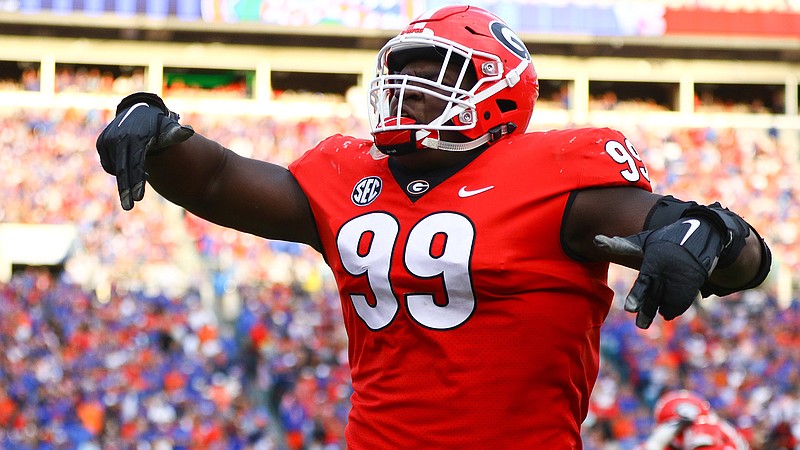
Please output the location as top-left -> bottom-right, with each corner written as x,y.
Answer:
406,180 -> 430,195
402,25 -> 432,36
489,21 -> 530,61
352,176 -> 383,206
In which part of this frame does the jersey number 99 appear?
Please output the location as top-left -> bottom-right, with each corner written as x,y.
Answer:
336,212 -> 476,331
605,139 -> 650,183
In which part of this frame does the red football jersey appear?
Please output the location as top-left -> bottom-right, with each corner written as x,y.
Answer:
289,127 -> 652,448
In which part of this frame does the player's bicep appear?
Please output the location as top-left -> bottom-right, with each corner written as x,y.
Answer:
198,150 -> 321,249
562,187 -> 661,266
146,134 -> 320,250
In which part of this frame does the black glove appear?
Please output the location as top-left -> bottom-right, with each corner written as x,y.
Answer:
594,217 -> 725,329
96,92 -> 194,210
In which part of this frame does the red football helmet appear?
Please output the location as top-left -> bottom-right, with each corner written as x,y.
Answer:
681,420 -> 750,449
654,390 -> 713,425
369,5 -> 539,155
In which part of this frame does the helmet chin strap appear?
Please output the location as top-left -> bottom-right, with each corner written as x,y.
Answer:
373,121 -> 518,156
422,121 -> 518,152
421,133 -> 491,152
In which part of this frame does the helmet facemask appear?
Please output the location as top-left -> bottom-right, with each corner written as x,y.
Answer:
368,6 -> 538,156
369,33 -> 504,155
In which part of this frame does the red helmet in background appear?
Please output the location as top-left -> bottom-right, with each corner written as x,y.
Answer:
654,390 -> 714,425
369,5 -> 539,155
682,420 -> 750,449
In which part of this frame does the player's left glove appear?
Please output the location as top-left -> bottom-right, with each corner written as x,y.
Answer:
96,92 -> 194,210
594,215 -> 727,329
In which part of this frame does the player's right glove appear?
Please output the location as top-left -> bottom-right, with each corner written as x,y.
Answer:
96,92 -> 194,210
594,215 -> 727,329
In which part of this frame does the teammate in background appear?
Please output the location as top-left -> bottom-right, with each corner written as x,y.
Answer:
642,390 -> 750,450
95,5 -> 771,448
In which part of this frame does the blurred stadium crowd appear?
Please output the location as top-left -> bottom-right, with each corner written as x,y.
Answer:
0,106 -> 798,449
2,68 -> 787,114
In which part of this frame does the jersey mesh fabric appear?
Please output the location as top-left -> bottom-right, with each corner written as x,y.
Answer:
289,127 -> 653,449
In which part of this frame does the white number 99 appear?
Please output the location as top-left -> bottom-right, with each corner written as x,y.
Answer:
605,139 -> 650,183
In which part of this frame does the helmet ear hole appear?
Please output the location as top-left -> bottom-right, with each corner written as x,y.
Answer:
483,111 -> 491,120
496,99 -> 516,112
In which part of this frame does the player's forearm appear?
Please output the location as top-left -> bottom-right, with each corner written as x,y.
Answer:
143,133 -> 321,248
709,231 -> 759,284
638,195 -> 771,297
704,226 -> 771,295
145,133 -> 227,212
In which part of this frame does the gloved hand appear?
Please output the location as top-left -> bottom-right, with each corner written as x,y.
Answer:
594,216 -> 725,329
96,92 -> 194,210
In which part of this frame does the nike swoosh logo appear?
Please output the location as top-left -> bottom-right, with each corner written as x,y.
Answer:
680,219 -> 701,245
458,186 -> 494,198
118,102 -> 149,127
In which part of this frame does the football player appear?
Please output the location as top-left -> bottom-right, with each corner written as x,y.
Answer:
642,390 -> 750,450
96,5 -> 771,448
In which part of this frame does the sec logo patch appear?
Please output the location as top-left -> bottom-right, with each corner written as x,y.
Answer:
352,176 -> 382,206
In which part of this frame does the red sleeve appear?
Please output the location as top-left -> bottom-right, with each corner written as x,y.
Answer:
289,133 -> 376,181
558,127 -> 653,192
287,134 -> 339,178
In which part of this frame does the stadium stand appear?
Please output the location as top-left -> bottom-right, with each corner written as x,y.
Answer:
0,2 -> 798,449
1,105 -> 797,449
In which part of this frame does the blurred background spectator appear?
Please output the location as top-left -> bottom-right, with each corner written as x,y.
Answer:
0,105 -> 797,449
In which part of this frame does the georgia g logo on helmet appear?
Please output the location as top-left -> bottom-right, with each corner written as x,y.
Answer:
489,21 -> 531,62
